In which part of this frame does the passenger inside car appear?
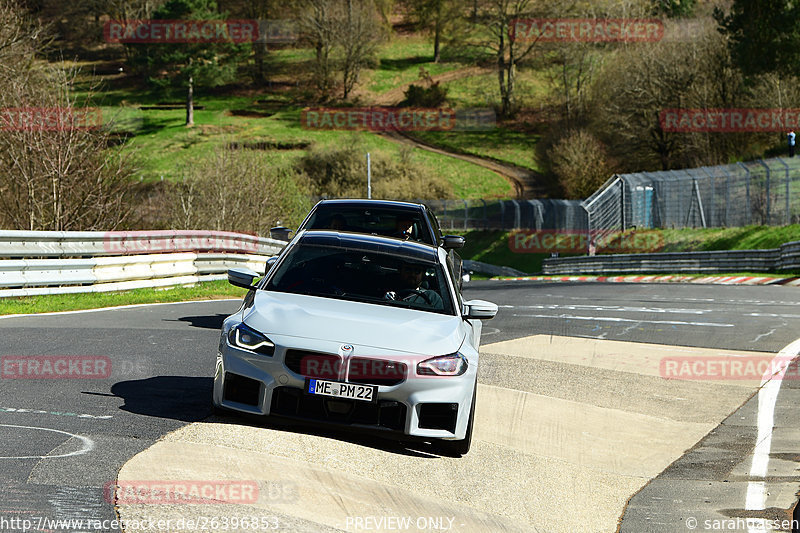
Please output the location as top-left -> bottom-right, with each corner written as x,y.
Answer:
328,214 -> 348,231
384,261 -> 443,310
392,216 -> 416,241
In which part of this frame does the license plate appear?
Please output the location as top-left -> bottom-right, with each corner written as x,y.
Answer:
306,379 -> 376,402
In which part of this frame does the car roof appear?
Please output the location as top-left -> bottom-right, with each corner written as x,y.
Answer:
296,230 -> 440,263
313,199 -> 424,210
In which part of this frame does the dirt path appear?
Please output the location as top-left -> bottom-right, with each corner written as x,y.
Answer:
378,129 -> 544,199
365,66 -> 544,199
369,66 -> 490,106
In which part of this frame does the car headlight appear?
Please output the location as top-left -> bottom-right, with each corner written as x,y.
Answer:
417,353 -> 468,376
228,323 -> 275,356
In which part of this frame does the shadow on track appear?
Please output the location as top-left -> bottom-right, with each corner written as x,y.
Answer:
110,376 -> 213,422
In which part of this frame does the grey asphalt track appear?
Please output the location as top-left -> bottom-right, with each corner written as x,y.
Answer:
0,281 -> 798,532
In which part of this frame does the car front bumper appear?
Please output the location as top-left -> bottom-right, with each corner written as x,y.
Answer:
212,328 -> 477,441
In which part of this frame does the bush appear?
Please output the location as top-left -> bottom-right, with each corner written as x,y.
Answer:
169,149 -> 310,234
548,130 -> 615,199
403,82 -> 448,107
296,141 -> 453,200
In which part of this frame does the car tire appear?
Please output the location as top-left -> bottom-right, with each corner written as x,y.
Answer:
438,381 -> 476,457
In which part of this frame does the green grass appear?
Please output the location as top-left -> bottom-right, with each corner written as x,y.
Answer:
83,85 -> 514,197
0,280 -> 247,316
411,127 -> 541,172
658,225 -> 800,252
442,70 -> 549,109
458,230 -> 556,274
365,37 -> 463,94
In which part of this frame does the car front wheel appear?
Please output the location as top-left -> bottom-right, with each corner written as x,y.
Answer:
437,381 -> 476,457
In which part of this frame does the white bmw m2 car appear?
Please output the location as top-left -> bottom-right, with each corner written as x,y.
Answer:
213,230 -> 497,455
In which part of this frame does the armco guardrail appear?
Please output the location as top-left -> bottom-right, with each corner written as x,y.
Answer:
0,230 -> 287,298
542,240 -> 800,275
0,230 -> 284,258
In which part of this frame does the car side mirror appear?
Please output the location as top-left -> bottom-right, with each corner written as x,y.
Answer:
442,235 -> 465,250
270,226 -> 292,241
228,267 -> 260,289
462,299 -> 497,320
265,256 -> 278,273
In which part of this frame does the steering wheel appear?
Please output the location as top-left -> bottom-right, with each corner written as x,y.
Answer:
398,288 -> 433,305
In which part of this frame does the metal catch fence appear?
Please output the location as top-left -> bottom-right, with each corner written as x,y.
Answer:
583,157 -> 800,235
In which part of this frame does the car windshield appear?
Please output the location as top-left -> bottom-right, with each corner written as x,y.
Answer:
265,242 -> 455,315
302,205 -> 434,245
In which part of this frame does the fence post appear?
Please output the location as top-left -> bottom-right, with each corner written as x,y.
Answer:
500,201 -> 505,229
777,157 -> 790,226
737,162 -> 751,225
720,166 -> 732,226
756,160 -> 771,225
463,199 -> 468,231
481,199 -> 487,230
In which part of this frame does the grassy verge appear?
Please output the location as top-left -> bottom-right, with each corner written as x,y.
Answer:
411,127 -> 541,173
458,230 -> 559,274
658,225 -> 800,251
0,280 -> 247,316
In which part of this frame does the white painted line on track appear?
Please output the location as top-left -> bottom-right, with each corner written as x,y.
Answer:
745,337 -> 800,533
500,304 -> 712,314
511,313 -> 735,328
0,298 -> 241,320
0,424 -> 95,459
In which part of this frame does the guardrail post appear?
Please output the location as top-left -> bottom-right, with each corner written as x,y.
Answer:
510,200 -> 521,229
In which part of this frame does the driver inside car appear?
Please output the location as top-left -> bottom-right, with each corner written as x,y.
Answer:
385,262 -> 443,310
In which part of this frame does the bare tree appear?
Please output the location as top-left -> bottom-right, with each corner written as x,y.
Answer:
298,0 -> 381,100
0,3 -> 137,231
590,23 -> 762,172
473,0 -> 552,118
172,148 -> 310,233
298,0 -> 338,100
337,0 -> 382,99
404,0 -> 462,63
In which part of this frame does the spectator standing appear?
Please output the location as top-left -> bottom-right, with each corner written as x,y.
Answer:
788,130 -> 796,157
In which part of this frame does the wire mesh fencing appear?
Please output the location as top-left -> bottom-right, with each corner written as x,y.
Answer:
583,157 -> 800,234
421,199 -> 588,231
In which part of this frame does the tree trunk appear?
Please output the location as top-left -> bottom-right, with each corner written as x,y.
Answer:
186,75 -> 194,127
254,42 -> 266,83
433,14 -> 441,63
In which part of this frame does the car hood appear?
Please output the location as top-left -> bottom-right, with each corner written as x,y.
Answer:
242,290 -> 464,356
